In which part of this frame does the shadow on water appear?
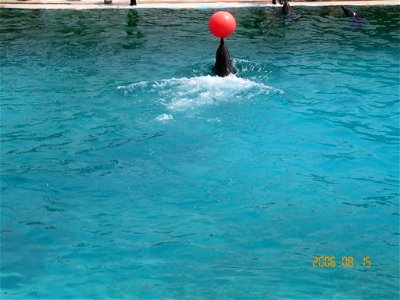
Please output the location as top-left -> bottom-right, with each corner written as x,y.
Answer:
1,228 -> 47,291
123,10 -> 145,49
126,10 -> 139,34
0,10 -> 45,39
237,8 -> 284,40
232,6 -> 400,59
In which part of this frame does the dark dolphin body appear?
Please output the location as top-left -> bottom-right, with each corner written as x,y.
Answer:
341,6 -> 363,29
282,0 -> 295,18
273,0 -> 295,18
341,6 -> 358,17
213,38 -> 236,77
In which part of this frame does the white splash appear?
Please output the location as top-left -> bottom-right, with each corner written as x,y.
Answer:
156,75 -> 282,112
207,117 -> 222,123
117,75 -> 282,113
117,81 -> 148,95
156,114 -> 173,122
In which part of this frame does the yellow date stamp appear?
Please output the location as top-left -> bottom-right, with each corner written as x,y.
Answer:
312,256 -> 371,268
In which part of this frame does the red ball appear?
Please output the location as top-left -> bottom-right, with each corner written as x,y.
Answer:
209,11 -> 236,38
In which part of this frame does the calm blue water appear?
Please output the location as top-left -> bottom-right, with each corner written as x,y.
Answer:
1,6 -> 399,299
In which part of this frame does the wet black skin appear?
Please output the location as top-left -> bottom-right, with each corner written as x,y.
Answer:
212,38 -> 236,77
273,0 -> 295,17
341,6 -> 358,17
281,0 -> 294,17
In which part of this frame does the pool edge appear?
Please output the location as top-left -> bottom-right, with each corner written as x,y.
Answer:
1,0 -> 399,10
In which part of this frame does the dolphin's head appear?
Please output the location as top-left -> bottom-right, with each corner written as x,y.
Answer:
341,6 -> 358,17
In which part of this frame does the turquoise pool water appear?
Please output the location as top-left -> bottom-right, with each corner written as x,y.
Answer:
1,7 -> 399,299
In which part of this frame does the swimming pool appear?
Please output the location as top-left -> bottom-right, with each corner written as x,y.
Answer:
1,6 -> 399,299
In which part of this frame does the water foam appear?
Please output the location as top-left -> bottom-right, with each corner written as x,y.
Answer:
164,75 -> 282,111
118,75 -> 282,113
117,81 -> 148,95
156,114 -> 173,122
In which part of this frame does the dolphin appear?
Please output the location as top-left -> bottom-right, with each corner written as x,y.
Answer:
272,0 -> 295,18
213,38 -> 236,77
282,0 -> 295,17
341,5 -> 363,29
341,6 -> 358,17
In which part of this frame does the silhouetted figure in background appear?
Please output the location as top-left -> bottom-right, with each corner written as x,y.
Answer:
213,38 -> 236,77
130,0 -> 136,6
272,0 -> 285,5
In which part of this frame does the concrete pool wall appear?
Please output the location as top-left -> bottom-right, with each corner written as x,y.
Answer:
0,0 -> 399,9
